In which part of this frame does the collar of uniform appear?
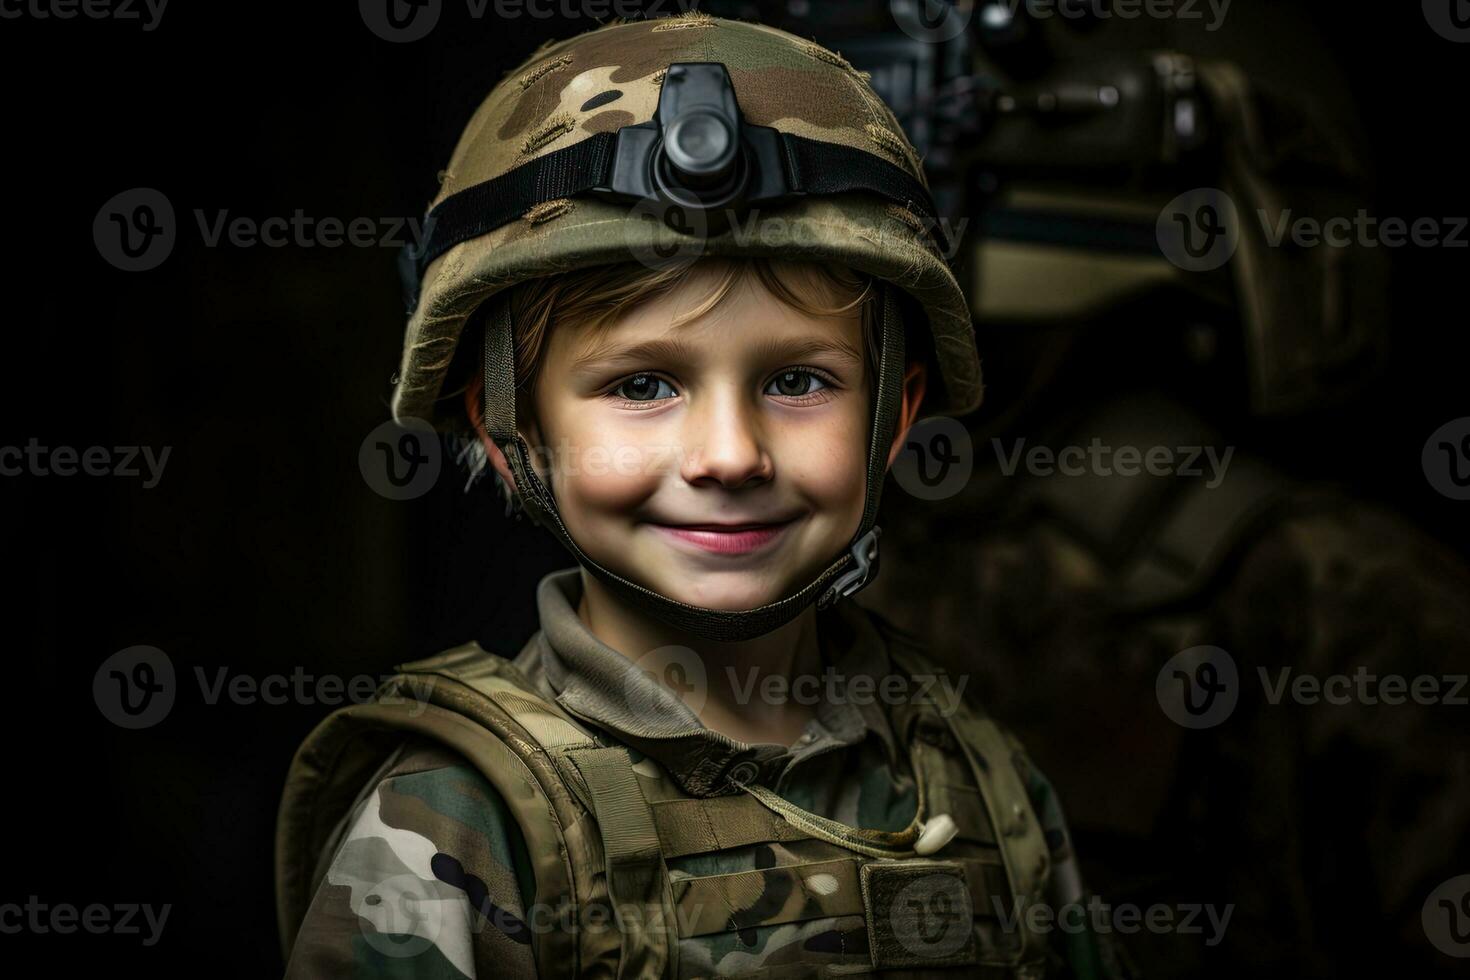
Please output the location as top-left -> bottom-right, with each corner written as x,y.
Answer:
516,567 -> 903,797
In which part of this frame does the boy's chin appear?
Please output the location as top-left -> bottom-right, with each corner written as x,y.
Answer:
613,562 -> 800,615
585,531 -> 837,614
642,573 -> 790,613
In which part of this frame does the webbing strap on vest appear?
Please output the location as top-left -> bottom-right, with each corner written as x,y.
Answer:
563,745 -> 678,980
945,711 -> 1051,971
882,644 -> 1050,971
397,649 -> 686,977
650,795 -> 812,858
734,744 -> 927,858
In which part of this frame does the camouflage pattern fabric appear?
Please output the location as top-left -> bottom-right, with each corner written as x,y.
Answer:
282,569 -> 1128,978
282,739 -> 539,979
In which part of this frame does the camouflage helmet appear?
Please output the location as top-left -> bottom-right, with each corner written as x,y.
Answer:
391,11 -> 982,642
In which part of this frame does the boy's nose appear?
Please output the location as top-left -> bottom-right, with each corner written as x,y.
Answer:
679,394 -> 774,489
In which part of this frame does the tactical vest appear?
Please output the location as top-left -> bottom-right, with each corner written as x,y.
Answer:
276,639 -> 1054,979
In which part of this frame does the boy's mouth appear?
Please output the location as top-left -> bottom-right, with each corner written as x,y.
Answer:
647,518 -> 797,556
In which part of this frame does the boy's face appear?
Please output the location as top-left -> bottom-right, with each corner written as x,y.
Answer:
477,263 -> 926,612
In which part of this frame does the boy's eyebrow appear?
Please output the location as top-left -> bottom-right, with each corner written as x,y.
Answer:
571,333 -> 865,372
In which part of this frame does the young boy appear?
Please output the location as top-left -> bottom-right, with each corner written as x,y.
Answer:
276,12 -> 1126,979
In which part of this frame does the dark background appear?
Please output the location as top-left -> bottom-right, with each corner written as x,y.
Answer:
2,1 -> 1466,975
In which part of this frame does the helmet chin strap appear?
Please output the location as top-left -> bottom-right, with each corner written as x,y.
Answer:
480,281 -> 905,643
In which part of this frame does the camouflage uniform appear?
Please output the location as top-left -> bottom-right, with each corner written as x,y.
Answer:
277,12 -> 1130,978
279,568 -> 1127,978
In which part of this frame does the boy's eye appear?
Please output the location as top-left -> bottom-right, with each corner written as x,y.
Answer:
608,369 -> 834,404
766,369 -> 829,399
613,373 -> 677,402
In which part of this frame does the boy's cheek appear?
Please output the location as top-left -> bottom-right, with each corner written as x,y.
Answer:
539,409 -> 674,490
778,419 -> 871,500
553,438 -> 666,518
573,442 -> 660,480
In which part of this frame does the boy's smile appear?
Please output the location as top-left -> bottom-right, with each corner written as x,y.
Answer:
533,261 -> 869,611
646,519 -> 798,557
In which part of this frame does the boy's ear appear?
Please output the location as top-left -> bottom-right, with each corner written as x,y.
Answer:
465,379 -> 543,493
885,360 -> 928,469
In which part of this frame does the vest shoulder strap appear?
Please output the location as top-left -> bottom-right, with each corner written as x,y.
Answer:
395,642 -> 681,978
277,641 -> 672,978
560,745 -> 679,980
884,640 -> 1052,972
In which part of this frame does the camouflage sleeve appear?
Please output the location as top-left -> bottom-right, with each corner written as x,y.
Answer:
283,738 -> 540,980
1006,729 -> 1137,980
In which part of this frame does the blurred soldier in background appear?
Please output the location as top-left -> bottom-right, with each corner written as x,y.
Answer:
703,1 -> 1470,976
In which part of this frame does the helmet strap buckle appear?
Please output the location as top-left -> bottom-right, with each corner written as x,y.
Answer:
818,527 -> 882,609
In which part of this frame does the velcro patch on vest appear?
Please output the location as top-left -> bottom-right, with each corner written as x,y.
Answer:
860,859 -> 979,970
